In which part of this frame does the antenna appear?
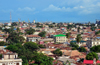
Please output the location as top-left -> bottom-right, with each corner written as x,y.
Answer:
10,12 -> 12,23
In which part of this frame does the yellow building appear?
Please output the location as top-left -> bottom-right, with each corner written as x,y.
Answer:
54,34 -> 67,43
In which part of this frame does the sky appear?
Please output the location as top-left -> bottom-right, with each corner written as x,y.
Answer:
0,0 -> 100,23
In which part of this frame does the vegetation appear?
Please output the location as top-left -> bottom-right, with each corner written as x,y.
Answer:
25,28 -> 35,35
86,52 -> 98,60
0,41 -> 8,46
66,32 -> 70,39
70,42 -> 79,49
78,47 -> 86,52
38,31 -> 46,37
6,42 -> 53,65
76,34 -> 82,43
53,49 -> 62,56
90,45 -> 100,52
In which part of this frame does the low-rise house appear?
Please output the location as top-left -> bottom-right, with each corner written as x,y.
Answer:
0,53 -> 22,65
54,34 -> 67,43
71,41 -> 87,47
86,37 -> 100,48
27,35 -> 41,42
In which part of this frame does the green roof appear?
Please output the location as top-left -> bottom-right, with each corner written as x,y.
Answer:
54,34 -> 66,37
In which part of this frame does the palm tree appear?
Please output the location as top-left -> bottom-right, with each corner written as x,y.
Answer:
66,32 -> 70,39
76,34 -> 82,43
17,27 -> 20,33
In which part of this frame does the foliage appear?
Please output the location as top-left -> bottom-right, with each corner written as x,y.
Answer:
91,26 -> 96,31
49,25 -> 54,28
5,45 -> 18,52
0,54 -> 2,59
38,31 -> 46,37
90,45 -> 100,52
79,47 -> 86,52
32,53 -> 53,65
77,27 -> 80,33
76,34 -> 82,43
11,22 -> 17,26
0,41 -> 8,46
25,28 -> 35,35
72,47 -> 77,50
95,30 -> 100,35
53,49 -> 62,56
7,32 -> 25,44
66,32 -> 70,39
38,44 -> 45,48
86,52 -> 98,60
70,42 -> 79,49
24,42 -> 39,51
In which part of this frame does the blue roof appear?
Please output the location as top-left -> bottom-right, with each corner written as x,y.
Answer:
4,46 -> 6,47
71,40 -> 86,43
96,37 -> 100,39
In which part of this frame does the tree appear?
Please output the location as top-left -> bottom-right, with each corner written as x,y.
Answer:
77,27 -> 80,33
70,42 -> 79,49
53,49 -> 62,56
25,28 -> 35,35
19,36 -> 25,43
0,54 -> 2,59
24,42 -> 39,51
17,27 -> 20,33
11,22 -> 17,26
86,52 -> 98,60
66,32 -> 70,39
5,45 -> 18,52
90,45 -> 100,52
76,34 -> 82,43
38,31 -> 46,37
79,47 -> 86,52
0,41 -> 8,46
32,53 -> 53,65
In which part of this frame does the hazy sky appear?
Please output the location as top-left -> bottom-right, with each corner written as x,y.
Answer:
0,0 -> 100,23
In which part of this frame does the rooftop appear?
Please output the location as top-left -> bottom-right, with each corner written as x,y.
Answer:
54,34 -> 66,37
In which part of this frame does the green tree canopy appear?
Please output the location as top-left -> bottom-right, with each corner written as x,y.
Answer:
79,47 -> 86,52
76,34 -> 82,43
25,28 -> 35,35
24,42 -> 39,51
53,49 -> 62,56
66,32 -> 70,39
0,41 -> 8,46
90,45 -> 100,52
38,31 -> 46,37
86,52 -> 98,60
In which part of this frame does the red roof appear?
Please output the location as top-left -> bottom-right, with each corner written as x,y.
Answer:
83,60 -> 93,64
84,60 -> 100,64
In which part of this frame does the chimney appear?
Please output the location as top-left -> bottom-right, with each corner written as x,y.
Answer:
93,58 -> 96,65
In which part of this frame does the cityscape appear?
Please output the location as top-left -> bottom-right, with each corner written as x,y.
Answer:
0,0 -> 100,65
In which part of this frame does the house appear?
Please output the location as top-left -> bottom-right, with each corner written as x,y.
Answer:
83,58 -> 100,65
86,37 -> 100,48
27,35 -> 41,42
54,34 -> 67,43
71,41 -> 87,47
0,53 -> 22,65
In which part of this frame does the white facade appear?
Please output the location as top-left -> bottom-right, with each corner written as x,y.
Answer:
86,38 -> 100,48
0,53 -> 22,65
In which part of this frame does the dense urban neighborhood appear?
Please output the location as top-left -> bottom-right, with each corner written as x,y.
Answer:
0,20 -> 100,65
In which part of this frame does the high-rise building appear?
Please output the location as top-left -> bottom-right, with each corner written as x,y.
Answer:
96,20 -> 100,25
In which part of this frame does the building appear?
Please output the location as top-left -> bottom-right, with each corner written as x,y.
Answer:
86,37 -> 100,48
0,53 -> 22,65
54,34 -> 67,43
27,35 -> 41,42
96,20 -> 100,25
71,40 -> 87,47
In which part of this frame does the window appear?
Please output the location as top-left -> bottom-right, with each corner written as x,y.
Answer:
16,63 -> 19,65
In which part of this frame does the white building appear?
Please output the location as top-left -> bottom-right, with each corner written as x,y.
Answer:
0,53 -> 22,65
86,37 -> 100,48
